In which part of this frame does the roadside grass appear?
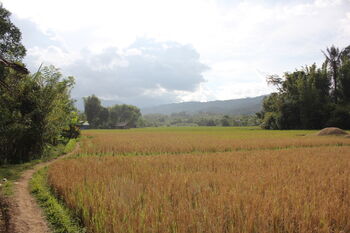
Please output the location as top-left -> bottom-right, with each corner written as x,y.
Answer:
63,139 -> 77,154
30,167 -> 85,233
28,138 -> 83,233
0,139 -> 78,196
0,138 -> 79,233
0,159 -> 41,196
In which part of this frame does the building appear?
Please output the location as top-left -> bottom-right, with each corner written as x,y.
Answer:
79,121 -> 90,130
115,122 -> 129,129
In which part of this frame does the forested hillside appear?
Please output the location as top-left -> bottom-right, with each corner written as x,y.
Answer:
141,95 -> 265,115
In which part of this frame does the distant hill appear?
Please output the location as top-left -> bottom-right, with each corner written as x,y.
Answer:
141,95 -> 266,115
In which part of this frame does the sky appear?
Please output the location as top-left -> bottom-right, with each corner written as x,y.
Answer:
2,0 -> 350,107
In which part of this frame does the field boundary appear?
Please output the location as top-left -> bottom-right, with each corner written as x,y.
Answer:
30,167 -> 85,233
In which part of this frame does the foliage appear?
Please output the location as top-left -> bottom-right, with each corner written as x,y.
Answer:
259,45 -> 350,129
0,159 -> 41,196
83,95 -> 141,129
0,4 -> 26,61
63,139 -> 77,154
30,168 -> 85,233
0,66 -> 79,164
83,95 -> 103,128
142,112 -> 260,127
0,138 -> 76,199
109,104 -> 141,128
0,4 -> 79,164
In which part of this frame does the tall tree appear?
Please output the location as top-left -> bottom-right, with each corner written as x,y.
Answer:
0,4 -> 26,61
322,45 -> 342,104
109,104 -> 141,128
83,95 -> 102,128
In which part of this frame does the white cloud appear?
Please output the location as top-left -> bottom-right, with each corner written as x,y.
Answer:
2,0 -> 350,105
26,46 -> 76,68
62,38 -> 209,107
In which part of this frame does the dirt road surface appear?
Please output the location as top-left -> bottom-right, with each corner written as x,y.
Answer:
8,144 -> 79,233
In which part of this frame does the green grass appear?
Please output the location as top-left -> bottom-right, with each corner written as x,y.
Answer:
30,167 -> 85,233
0,139 -> 78,196
0,159 -> 41,196
63,138 -> 77,154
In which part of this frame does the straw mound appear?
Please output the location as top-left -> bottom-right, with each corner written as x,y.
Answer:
317,127 -> 348,136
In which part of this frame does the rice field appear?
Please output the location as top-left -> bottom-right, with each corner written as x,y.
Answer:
76,127 -> 350,156
48,127 -> 350,233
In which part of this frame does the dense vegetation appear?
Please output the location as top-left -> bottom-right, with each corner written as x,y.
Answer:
142,112 -> 260,127
0,5 -> 79,164
259,45 -> 350,129
84,94 -> 141,128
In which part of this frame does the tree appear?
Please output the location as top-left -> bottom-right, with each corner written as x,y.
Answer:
84,95 -> 102,128
221,115 -> 231,126
322,45 -> 350,104
0,4 -> 26,61
0,5 -> 79,164
259,45 -> 350,130
109,104 -> 141,128
0,65 -> 79,163
83,95 -> 142,129
323,45 -> 341,103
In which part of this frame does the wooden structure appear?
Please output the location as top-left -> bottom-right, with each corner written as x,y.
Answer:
115,122 -> 130,129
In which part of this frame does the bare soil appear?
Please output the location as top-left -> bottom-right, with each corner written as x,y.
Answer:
7,145 -> 79,233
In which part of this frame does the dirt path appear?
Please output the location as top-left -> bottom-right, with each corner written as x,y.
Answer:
8,144 -> 79,233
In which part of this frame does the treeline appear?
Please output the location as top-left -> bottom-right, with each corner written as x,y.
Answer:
258,45 -> 350,129
0,5 -> 79,164
142,112 -> 260,127
83,95 -> 141,128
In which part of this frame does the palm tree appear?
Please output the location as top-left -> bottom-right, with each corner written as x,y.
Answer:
322,45 -> 341,104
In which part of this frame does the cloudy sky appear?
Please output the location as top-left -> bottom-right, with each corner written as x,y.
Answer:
2,0 -> 350,107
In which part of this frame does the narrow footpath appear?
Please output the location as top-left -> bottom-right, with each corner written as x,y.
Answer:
8,144 -> 79,233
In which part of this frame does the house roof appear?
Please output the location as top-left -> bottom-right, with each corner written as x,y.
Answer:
116,122 -> 129,127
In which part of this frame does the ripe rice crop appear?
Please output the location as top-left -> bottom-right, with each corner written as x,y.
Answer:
76,127 -> 350,156
49,146 -> 350,233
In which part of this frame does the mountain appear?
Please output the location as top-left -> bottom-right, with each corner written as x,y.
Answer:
141,95 -> 266,115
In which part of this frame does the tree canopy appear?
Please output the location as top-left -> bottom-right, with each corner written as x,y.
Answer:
0,4 -> 26,61
83,95 -> 141,129
0,5 -> 79,164
258,45 -> 350,129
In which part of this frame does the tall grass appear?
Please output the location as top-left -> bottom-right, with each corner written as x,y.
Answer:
48,146 -> 350,233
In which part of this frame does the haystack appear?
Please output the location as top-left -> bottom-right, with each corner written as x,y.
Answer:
317,127 -> 348,136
